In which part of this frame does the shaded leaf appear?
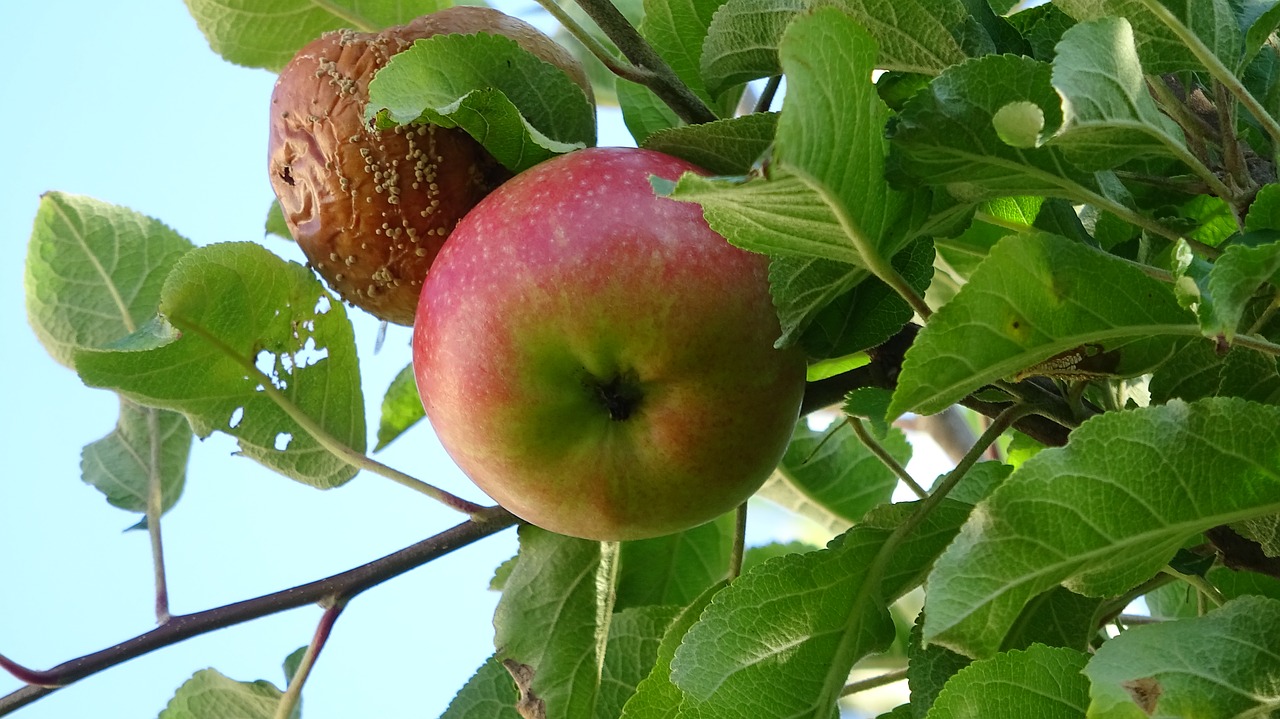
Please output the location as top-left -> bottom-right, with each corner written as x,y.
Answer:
619,582 -> 726,719
617,78 -> 683,145
699,0 -> 804,97
891,233 -> 1196,418
375,363 -> 425,452
81,398 -> 191,515
265,200 -> 292,242
907,614 -> 971,717
1148,339 -> 1280,405
779,420 -> 909,525
926,644 -> 1090,718
1085,596 -> 1280,718
597,605 -> 683,719
441,655 -> 521,719
1055,0 -> 1242,74
924,398 -> 1280,658
643,112 -> 777,175
616,514 -> 733,610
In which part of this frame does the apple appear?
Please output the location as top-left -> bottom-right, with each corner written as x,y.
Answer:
412,147 -> 808,540
268,7 -> 593,325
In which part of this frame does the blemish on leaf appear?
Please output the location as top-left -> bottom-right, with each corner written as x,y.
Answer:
1122,677 -> 1162,715
502,659 -> 546,719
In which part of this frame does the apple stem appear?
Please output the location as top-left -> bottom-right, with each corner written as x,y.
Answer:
273,599 -> 347,719
566,0 -> 718,125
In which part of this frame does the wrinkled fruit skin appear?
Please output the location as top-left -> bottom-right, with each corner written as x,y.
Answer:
413,147 -> 808,540
268,7 -> 592,325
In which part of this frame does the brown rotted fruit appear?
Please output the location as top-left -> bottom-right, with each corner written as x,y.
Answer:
268,7 -> 593,325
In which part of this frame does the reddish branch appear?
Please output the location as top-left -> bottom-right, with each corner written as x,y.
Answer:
0,509 -> 518,716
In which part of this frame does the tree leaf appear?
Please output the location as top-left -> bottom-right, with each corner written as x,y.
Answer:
887,54 -> 1104,202
1245,183 -> 1280,232
1055,0 -> 1242,74
617,78 -> 683,145
1085,596 -> 1280,718
890,233 -> 1196,418
826,0 -> 994,75
924,398 -> 1280,658
183,0 -> 447,71
800,240 -> 935,360
159,668 -> 286,719
925,644 -> 1090,718
619,582 -> 726,719
597,605 -> 683,719
756,472 -> 856,537
669,501 -> 970,718
643,112 -> 777,175
999,586 -> 1104,652
1194,239 -> 1280,342
265,200 -> 293,243
616,514 -> 733,610
1049,18 -> 1189,171
24,192 -> 193,370
640,0 -> 728,107
440,656 -> 521,719
699,0 -> 804,98
776,8 -> 917,269
375,363 -> 425,452
1148,338 -> 1280,405
81,398 -> 191,515
493,526 -> 616,719
767,255 -> 868,349
75,242 -> 366,489
907,614 -> 970,718
779,420 -> 909,525
1004,3 -> 1078,62
368,32 -> 595,172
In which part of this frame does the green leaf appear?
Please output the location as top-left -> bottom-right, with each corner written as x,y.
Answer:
779,420 -> 909,525
265,200 -> 293,242
741,540 -> 819,574
924,398 -> 1280,658
1245,183 -> 1280,232
1194,240 -> 1280,342
639,0 -> 728,107
24,192 -> 193,370
907,613 -> 971,717
1235,0 -> 1280,65
440,655 -> 521,719
925,645 -> 1090,718
890,233 -> 1196,418
1235,514 -> 1280,556
493,526 -> 616,719
81,398 -> 191,515
1148,338 -> 1280,404
1049,18 -> 1189,171
999,586 -> 1104,652
619,582 -> 725,719
699,0 -> 804,98
597,605 -> 683,719
616,514 -> 733,610
776,9 -> 917,269
159,668 -> 285,719
669,501 -> 970,718
800,240 -> 935,360
183,0 -> 447,71
940,460 -> 1013,506
767,255 -> 868,348
1085,596 -> 1280,718
368,32 -> 595,172
375,363 -> 424,452
1004,3 -> 1078,62
755,472 -> 856,537
1055,0 -> 1242,74
617,78 -> 683,145
826,0 -> 994,75
843,388 -> 895,438
75,242 -> 366,489
643,112 -> 777,175
887,54 -> 1103,202
282,647 -> 307,686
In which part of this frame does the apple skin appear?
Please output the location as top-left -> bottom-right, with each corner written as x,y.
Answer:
412,147 -> 807,540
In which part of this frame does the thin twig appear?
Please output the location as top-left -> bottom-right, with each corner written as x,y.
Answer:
729,503 -> 748,580
569,0 -> 718,124
0,510 -> 518,715
839,667 -> 908,697
273,600 -> 347,719
528,0 -> 659,86
849,418 -> 927,499
754,76 -> 782,114
144,407 -> 170,623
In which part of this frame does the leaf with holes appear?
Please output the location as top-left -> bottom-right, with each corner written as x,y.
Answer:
74,242 -> 365,489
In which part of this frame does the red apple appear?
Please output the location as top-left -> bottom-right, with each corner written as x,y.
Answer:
412,147 -> 807,540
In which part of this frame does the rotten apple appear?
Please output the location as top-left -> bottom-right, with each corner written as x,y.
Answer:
412,147 -> 807,540
268,7 -> 592,325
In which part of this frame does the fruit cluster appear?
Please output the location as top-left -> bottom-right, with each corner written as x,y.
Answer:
269,10 -> 805,540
